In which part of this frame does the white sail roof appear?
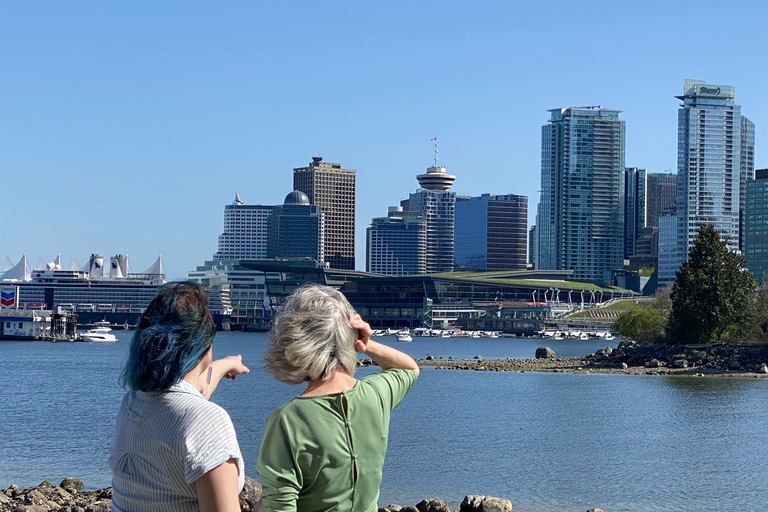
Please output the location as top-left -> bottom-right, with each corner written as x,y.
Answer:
35,256 -> 47,271
141,255 -> 164,276
70,257 -> 82,271
0,254 -> 30,282
4,257 -> 14,271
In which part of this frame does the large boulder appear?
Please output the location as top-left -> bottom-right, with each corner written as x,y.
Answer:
460,495 -> 513,512
60,478 -> 84,491
535,346 -> 556,359
416,497 -> 455,512
239,476 -> 263,512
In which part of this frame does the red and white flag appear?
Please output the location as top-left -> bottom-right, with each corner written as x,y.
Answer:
431,137 -> 437,141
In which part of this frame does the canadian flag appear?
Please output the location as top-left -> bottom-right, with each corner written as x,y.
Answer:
431,137 -> 437,141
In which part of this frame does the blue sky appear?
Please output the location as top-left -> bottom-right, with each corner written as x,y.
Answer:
2,1 -> 766,279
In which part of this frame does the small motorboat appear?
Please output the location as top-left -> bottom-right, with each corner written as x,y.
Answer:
81,327 -> 117,342
396,329 -> 413,342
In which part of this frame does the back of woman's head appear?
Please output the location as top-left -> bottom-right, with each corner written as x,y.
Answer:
120,281 -> 215,391
264,284 -> 357,385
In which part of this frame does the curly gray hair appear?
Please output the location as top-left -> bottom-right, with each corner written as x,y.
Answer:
263,284 -> 358,384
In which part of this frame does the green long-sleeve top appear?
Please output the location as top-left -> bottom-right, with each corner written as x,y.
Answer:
256,368 -> 418,512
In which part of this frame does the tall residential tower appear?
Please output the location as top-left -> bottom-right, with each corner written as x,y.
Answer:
658,80 -> 755,288
537,107 -> 626,282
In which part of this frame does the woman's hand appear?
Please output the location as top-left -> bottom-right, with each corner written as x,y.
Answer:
351,314 -> 372,353
217,355 -> 250,380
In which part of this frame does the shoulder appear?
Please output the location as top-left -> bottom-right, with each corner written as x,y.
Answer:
360,368 -> 418,389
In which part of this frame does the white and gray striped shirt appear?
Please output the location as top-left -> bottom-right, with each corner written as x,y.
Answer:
110,380 -> 244,512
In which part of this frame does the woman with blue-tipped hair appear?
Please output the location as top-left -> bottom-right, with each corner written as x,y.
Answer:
110,281 -> 250,512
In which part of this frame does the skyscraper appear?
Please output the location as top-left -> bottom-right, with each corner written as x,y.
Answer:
403,161 -> 456,274
658,80 -> 755,288
745,169 -> 768,282
267,191 -> 325,263
454,194 -> 528,271
537,107 -> 626,282
293,157 -> 356,270
366,207 -> 426,276
646,172 -> 677,229
624,167 -> 647,258
214,192 -> 276,260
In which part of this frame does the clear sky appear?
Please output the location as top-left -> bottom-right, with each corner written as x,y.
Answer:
2,1 -> 766,279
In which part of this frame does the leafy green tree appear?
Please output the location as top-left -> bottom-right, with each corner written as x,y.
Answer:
666,224 -> 755,344
612,305 -> 666,342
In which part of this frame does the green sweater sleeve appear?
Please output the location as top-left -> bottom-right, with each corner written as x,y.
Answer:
362,368 -> 418,411
256,413 -> 301,512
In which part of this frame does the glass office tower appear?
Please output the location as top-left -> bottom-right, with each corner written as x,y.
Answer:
537,107 -> 626,282
745,169 -> 768,282
455,194 -> 528,271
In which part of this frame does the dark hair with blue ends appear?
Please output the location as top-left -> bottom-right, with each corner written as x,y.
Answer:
120,281 -> 216,391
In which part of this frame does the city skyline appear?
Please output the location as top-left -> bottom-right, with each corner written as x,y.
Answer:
2,2 -> 767,279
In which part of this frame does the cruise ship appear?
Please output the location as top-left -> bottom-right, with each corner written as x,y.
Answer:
0,253 -> 230,329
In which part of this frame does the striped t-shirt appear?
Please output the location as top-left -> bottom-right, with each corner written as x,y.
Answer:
110,380 -> 244,512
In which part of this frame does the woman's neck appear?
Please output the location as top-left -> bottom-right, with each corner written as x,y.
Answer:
301,371 -> 357,397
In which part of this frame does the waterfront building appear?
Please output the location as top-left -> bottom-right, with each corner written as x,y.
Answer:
537,107 -> 626,282
341,270 -> 635,332
662,80 -> 755,287
366,207 -> 426,276
625,167 -> 647,258
293,157 -> 356,270
188,259 -> 267,329
745,169 -> 768,283
646,172 -> 677,230
266,191 -> 325,263
403,163 -> 456,274
214,193 -> 276,260
454,193 -> 528,271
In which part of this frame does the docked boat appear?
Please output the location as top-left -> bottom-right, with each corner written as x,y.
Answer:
81,327 -> 117,342
396,329 -> 413,342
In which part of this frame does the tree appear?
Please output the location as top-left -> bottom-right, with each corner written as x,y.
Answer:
612,306 -> 666,342
666,224 -> 755,344
612,285 -> 672,342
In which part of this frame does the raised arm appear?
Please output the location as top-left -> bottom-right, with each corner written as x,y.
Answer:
351,315 -> 419,375
203,355 -> 250,400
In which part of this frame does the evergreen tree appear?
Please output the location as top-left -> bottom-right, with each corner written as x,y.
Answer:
666,225 -> 755,344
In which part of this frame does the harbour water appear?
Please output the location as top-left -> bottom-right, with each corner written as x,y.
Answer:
2,332 -> 768,512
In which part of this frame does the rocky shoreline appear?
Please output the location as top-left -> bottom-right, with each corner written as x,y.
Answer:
372,340 -> 768,377
1,480 -> 610,512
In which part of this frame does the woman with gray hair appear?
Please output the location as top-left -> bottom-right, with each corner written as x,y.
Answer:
256,284 -> 419,512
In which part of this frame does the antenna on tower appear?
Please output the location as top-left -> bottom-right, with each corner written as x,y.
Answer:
431,137 -> 438,168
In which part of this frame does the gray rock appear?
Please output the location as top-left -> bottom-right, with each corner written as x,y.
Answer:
380,505 -> 402,512
60,478 -> 84,491
239,476 -> 263,511
759,363 -> 768,374
621,362 -> 628,369
416,497 -> 455,512
460,495 -> 513,512
535,346 -> 556,359
426,355 -> 435,361
604,347 -> 613,356
0,492 -> 9,503
474,356 -> 484,360
85,502 -> 112,512
586,509 -> 604,512
671,359 -> 689,368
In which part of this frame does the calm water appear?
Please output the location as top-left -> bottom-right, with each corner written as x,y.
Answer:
2,332 -> 768,512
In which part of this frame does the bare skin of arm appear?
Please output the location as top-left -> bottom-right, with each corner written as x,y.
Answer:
351,315 -> 420,375
203,355 -> 250,399
195,458 -> 241,512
